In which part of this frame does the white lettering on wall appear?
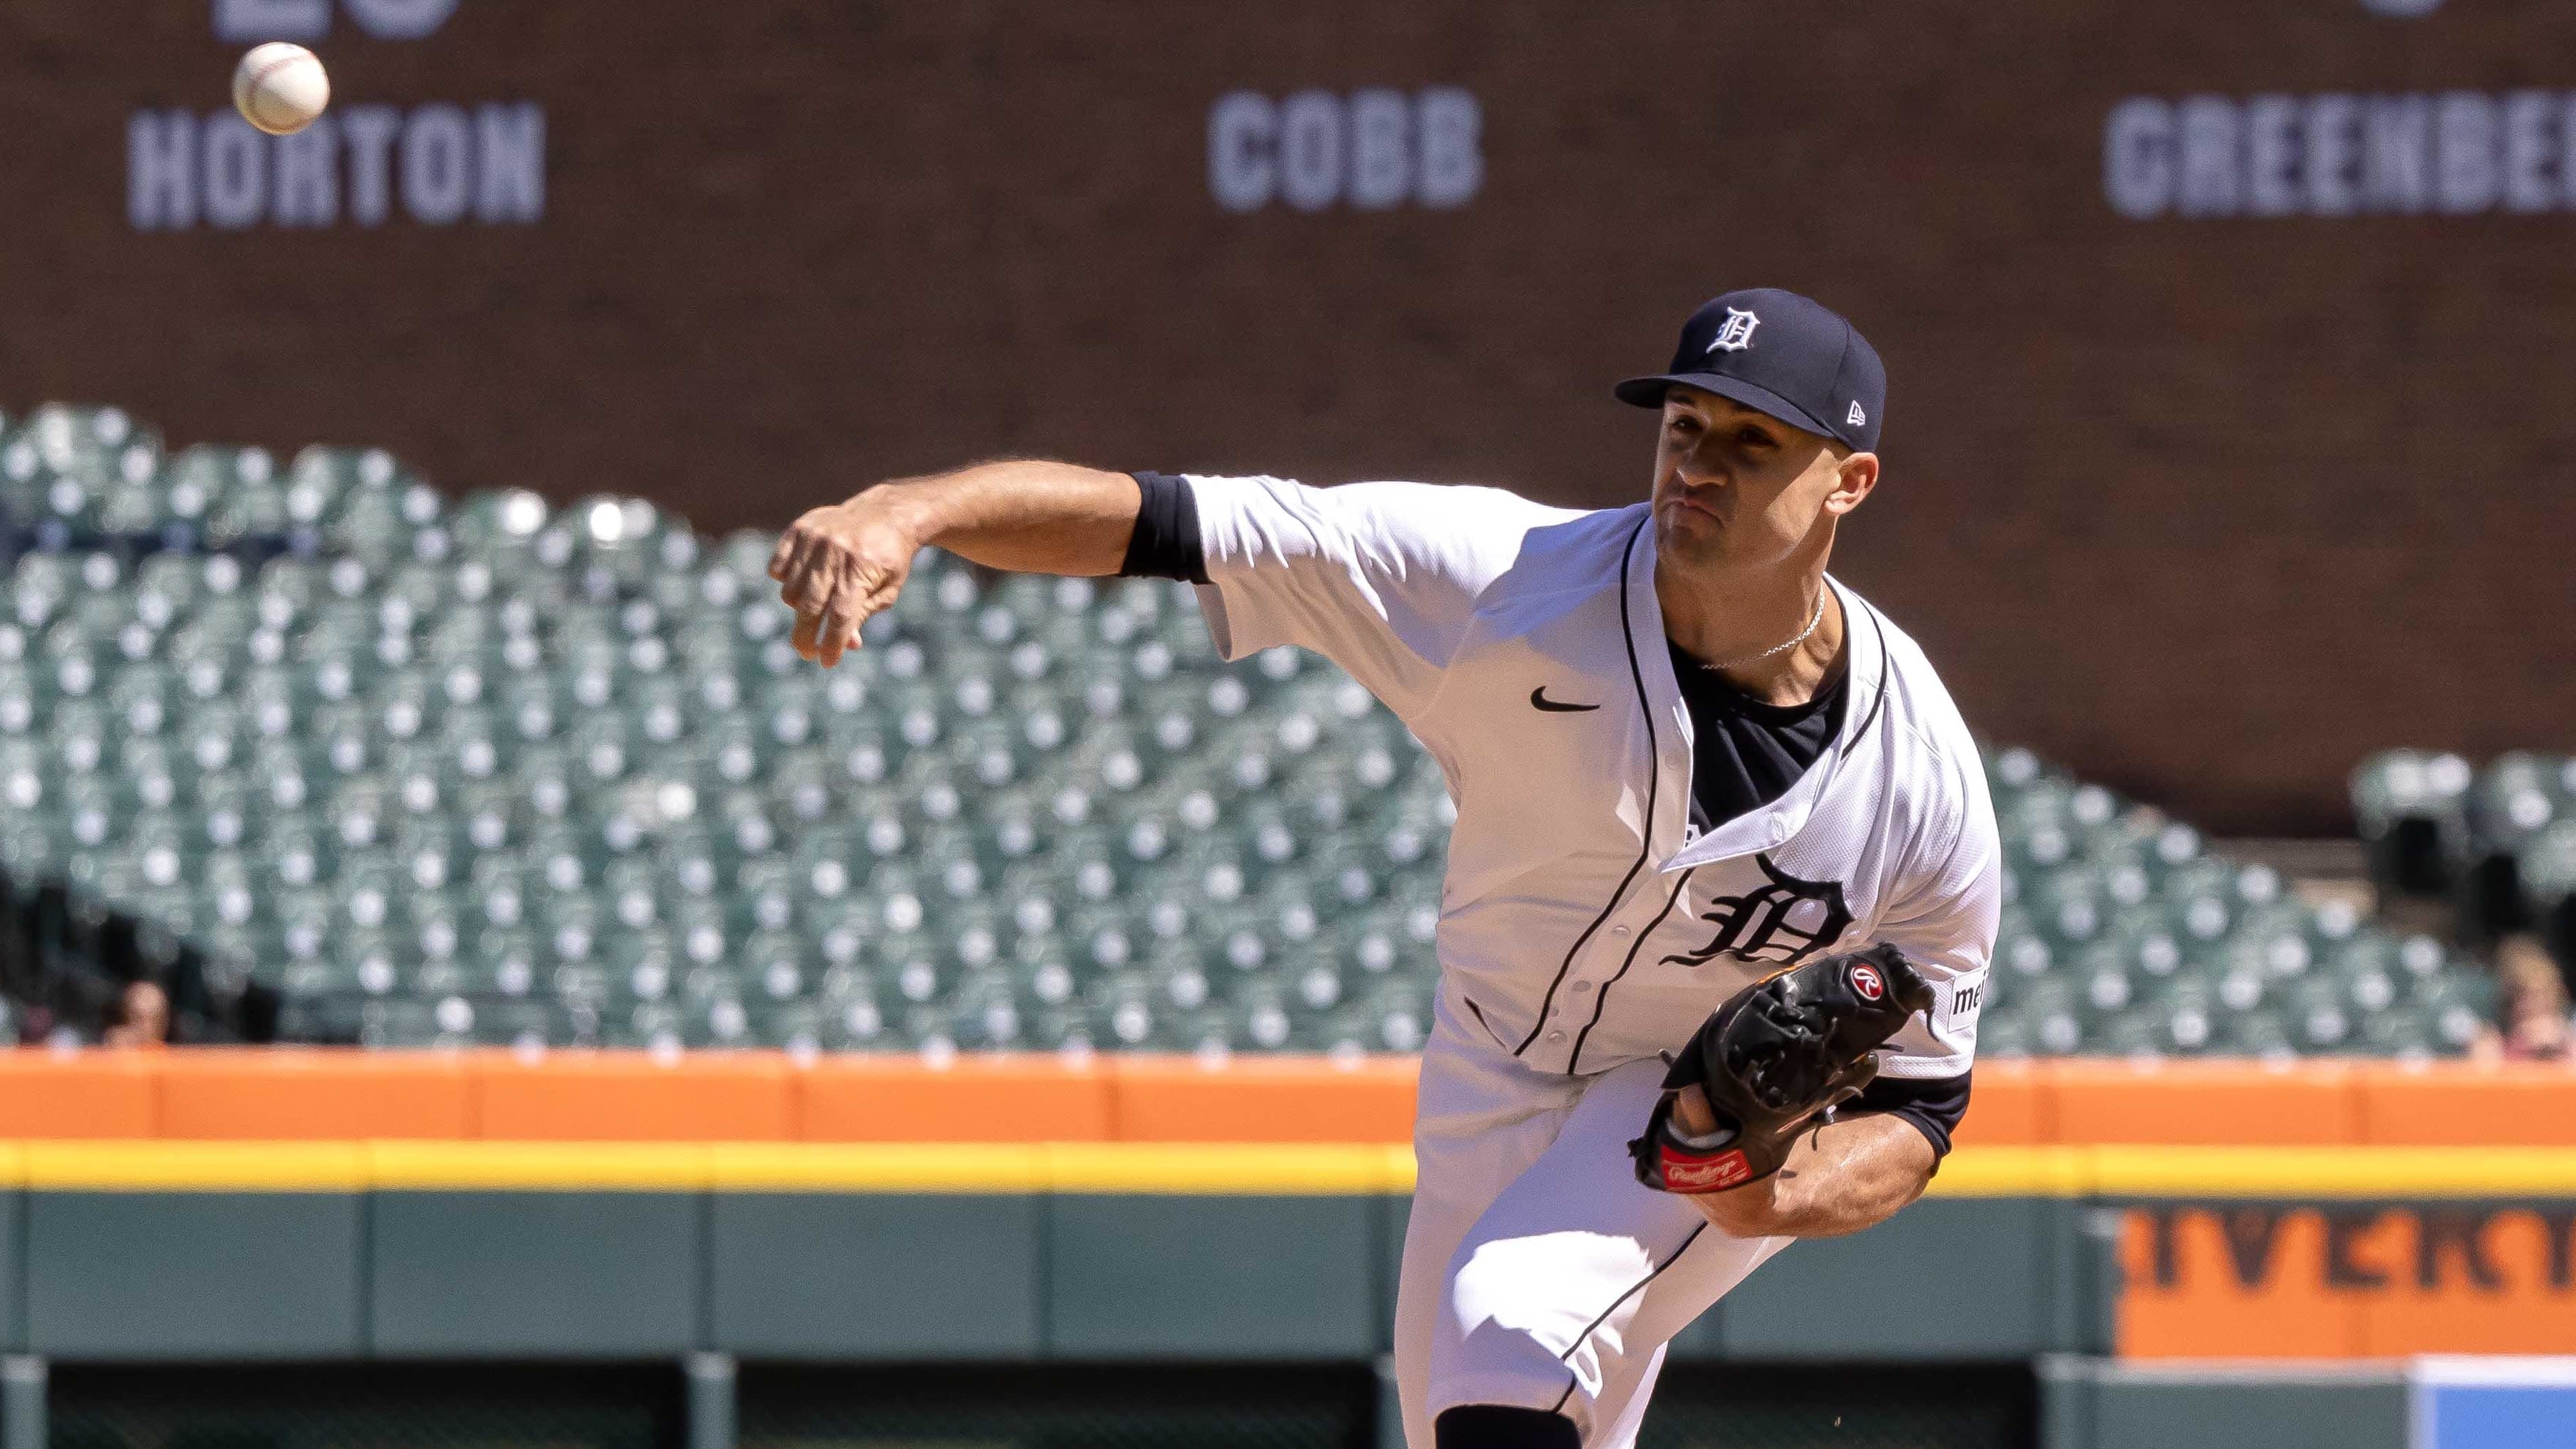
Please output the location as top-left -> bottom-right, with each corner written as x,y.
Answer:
341,0 -> 459,40
1277,90 -> 1344,211
2504,90 -> 2560,212
1415,87 -> 1483,208
2307,94 -> 2360,214
203,115 -> 269,230
2104,87 -> 2576,219
127,104 -> 545,231
2364,96 -> 2430,213
1346,89 -> 1411,209
213,0 -> 328,42
474,102 -> 545,221
129,111 -> 198,231
272,117 -> 337,226
212,0 -> 454,41
1207,87 -> 1484,212
343,105 -> 402,226
401,103 -> 472,224
1207,92 -> 1274,213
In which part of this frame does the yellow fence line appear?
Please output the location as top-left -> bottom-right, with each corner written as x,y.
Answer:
1922,1145 -> 2576,1198
1920,1146 -> 2092,1197
19,1140 -> 370,1192
2080,1145 -> 2576,1197
8,1142 -> 2576,1196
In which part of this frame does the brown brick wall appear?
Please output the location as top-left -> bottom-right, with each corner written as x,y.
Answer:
1,1 -> 2570,832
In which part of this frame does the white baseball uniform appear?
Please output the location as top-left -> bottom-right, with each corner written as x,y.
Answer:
1179,472 -> 2001,1449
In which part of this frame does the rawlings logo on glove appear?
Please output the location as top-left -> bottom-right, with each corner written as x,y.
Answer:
1653,1142 -> 1759,1193
1629,943 -> 1935,1195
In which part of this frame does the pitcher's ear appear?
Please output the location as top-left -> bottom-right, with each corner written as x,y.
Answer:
1826,451 -> 1880,516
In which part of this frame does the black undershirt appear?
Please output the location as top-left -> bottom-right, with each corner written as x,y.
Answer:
1664,637 -> 1968,1157
1666,639 -> 1847,836
1124,472 -> 1969,1157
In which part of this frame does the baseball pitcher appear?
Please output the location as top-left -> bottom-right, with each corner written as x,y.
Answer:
768,289 -> 1999,1449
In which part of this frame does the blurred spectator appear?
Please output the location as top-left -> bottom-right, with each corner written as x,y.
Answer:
2495,934 -> 2571,1061
6,996 -> 55,1046
101,978 -> 170,1050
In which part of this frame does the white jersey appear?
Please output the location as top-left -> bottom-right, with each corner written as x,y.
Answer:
1177,472 -> 2003,1449
1185,473 -> 2000,1081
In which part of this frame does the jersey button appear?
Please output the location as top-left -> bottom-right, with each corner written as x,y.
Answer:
1612,925 -> 1631,937
1546,1030 -> 1565,1043
1571,980 -> 1592,993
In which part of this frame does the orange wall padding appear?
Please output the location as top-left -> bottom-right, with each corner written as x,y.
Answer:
2,1050 -> 2574,1144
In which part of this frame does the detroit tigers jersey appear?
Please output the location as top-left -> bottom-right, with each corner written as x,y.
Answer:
1182,473 -> 2000,1081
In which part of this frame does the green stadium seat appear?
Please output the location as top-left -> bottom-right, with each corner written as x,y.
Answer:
327,475 -> 445,561
0,401 -> 2522,1059
669,896 -> 731,967
2458,752 -> 2572,939
2356,1007 -> 2438,1058
2279,976 -> 2351,1052
755,999 -> 827,1052
2469,751 -> 2567,853
259,813 -> 331,889
59,775 -> 119,849
2413,966 -> 2496,1030
828,993 -> 891,1051
794,896 -> 863,974
2007,975 -> 2085,1055
2111,998 -> 2203,1056
0,666 -> 37,737
449,489 -> 552,567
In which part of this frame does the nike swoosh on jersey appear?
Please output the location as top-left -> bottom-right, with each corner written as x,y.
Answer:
1529,687 -> 1601,713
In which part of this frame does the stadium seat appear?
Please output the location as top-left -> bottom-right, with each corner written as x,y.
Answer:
0,404 -> 2514,1061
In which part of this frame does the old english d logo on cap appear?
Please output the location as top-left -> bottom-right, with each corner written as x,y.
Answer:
1616,287 -> 1887,454
1705,307 -> 1761,353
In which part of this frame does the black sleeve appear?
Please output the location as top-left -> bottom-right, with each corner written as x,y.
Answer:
1119,472 -> 1209,585
1845,1069 -> 1972,1161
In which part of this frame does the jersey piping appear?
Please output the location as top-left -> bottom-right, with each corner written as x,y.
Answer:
1844,596 -> 1893,751
1565,868 -> 1697,1075
1513,514 -> 1657,1058
1549,1220 -> 1709,1410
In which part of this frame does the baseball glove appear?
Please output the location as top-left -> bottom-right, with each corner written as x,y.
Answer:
1628,943 -> 1935,1194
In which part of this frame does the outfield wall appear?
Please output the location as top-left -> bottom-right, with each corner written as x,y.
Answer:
4,1136 -> 2576,1364
6,1052 -> 2576,1366
0,1137 -> 2118,1364
7,1 -> 2576,829
9,1051 -> 2576,1148
4,1052 -> 2576,1447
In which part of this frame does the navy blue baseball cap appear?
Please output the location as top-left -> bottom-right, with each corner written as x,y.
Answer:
1615,288 -> 1887,454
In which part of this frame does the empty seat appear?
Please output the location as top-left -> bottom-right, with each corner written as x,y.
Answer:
0,400 -> 2515,1059
2351,750 -> 2474,898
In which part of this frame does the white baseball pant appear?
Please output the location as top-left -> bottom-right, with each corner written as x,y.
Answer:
1392,995 -> 1792,1448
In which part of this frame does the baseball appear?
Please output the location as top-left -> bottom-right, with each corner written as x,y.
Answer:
231,43 -> 330,138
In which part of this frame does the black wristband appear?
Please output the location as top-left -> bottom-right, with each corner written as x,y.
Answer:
1120,472 -> 1209,585
1849,1069 -> 1973,1159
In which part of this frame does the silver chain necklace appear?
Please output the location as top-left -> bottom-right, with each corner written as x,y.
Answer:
1695,589 -> 1826,672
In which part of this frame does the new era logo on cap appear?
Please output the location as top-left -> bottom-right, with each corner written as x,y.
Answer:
1616,287 -> 1887,454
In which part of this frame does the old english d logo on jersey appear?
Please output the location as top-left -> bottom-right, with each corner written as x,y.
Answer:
1661,853 -> 1854,970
